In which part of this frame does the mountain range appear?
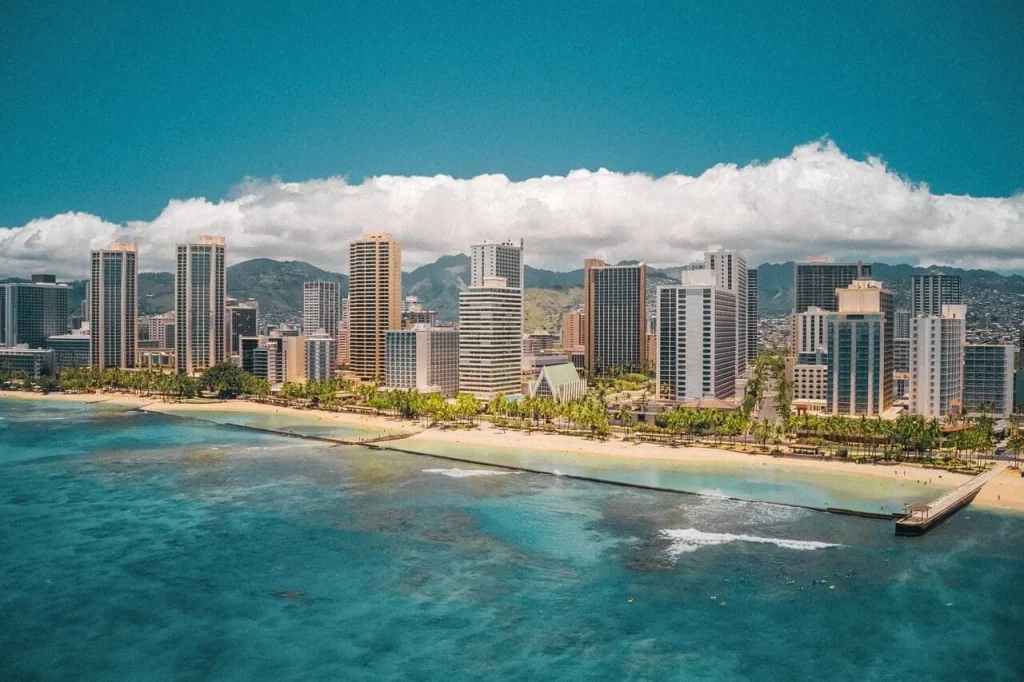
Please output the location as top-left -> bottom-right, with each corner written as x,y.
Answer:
6,257 -> 1024,331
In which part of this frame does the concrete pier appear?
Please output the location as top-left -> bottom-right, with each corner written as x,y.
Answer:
896,463 -> 1009,536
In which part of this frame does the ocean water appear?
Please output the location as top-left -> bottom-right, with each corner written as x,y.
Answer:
2,398 -> 1023,681
397,437 -> 952,514
155,404 -> 402,441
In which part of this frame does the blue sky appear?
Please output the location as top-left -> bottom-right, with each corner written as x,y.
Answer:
2,0 -> 1021,229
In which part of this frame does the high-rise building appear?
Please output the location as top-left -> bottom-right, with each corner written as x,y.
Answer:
793,306 -> 829,356
305,333 -> 337,382
825,280 -> 893,416
747,267 -> 758,364
303,281 -> 340,337
470,239 -> 524,290
908,305 -> 965,418
251,344 -> 281,386
348,234 -> 401,380
656,270 -> 738,401
89,242 -> 138,369
302,281 -> 339,371
282,335 -> 306,384
458,277 -> 523,399
175,235 -> 227,374
794,259 -> 871,313
228,300 -> 258,355
704,246 -> 748,371
385,326 -> 460,397
963,344 -> 1015,419
561,310 -> 585,350
894,310 -> 911,339
910,273 -> 962,318
239,336 -> 264,375
583,259 -> 647,376
338,297 -> 350,367
0,275 -> 69,348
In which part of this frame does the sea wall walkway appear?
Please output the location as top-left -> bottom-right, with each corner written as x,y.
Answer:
152,408 -> 902,522
895,463 -> 1009,536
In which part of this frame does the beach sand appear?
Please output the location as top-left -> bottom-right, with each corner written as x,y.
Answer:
5,390 -> 1023,512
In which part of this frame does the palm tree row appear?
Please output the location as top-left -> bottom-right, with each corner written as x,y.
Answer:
487,393 -> 611,437
54,366 -> 201,400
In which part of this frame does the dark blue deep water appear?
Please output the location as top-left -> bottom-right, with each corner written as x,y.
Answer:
2,398 -> 1023,681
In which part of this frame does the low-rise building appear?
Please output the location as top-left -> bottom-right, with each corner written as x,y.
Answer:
790,350 -> 828,413
46,331 -> 91,370
138,350 -> 175,370
0,346 -> 54,378
527,361 -> 586,403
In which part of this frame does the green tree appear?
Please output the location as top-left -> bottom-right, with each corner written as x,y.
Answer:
199,362 -> 251,398
455,393 -> 481,425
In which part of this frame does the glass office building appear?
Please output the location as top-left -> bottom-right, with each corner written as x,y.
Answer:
794,261 -> 871,313
583,259 -> 647,376
963,344 -> 1015,419
0,276 -> 69,349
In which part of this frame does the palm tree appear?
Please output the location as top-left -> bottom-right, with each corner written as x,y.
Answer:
617,406 -> 636,439
753,419 -> 774,449
1006,430 -> 1024,468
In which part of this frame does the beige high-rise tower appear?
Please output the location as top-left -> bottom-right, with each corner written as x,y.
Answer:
348,234 -> 401,380
90,242 -> 139,369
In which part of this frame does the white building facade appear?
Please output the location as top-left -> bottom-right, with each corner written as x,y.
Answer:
908,305 -> 965,418
458,277 -> 523,400
656,270 -> 738,401
704,246 -> 748,373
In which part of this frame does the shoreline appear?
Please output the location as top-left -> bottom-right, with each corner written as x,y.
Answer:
4,390 -> 1023,513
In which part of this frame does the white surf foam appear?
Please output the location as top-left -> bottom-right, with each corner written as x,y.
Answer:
661,528 -> 841,557
696,489 -> 731,499
422,468 -> 518,479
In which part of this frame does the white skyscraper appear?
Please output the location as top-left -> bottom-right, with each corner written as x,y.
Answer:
656,270 -> 738,401
470,239 -> 524,291
89,242 -> 138,369
458,276 -> 523,400
909,304 -> 965,418
175,235 -> 227,374
337,296 -> 350,367
704,246 -> 748,372
303,281 -> 340,336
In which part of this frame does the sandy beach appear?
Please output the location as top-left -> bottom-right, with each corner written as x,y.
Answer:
4,390 -> 1024,512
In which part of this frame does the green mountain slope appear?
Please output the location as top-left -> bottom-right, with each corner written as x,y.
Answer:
10,256 -> 1024,329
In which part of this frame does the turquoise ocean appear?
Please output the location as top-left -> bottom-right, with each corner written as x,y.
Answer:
2,398 -> 1022,681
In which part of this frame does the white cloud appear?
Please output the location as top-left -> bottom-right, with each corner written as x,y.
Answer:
1,139 -> 1022,278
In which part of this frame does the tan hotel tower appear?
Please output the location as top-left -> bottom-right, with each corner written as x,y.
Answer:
348,234 -> 401,380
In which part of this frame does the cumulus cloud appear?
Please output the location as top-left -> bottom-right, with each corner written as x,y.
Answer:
1,140 -> 1022,278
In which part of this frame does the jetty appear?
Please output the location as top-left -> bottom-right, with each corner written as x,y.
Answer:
896,463 -> 1009,536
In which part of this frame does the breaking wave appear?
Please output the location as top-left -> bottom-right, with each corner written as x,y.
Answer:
661,528 -> 841,556
422,468 -> 518,479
